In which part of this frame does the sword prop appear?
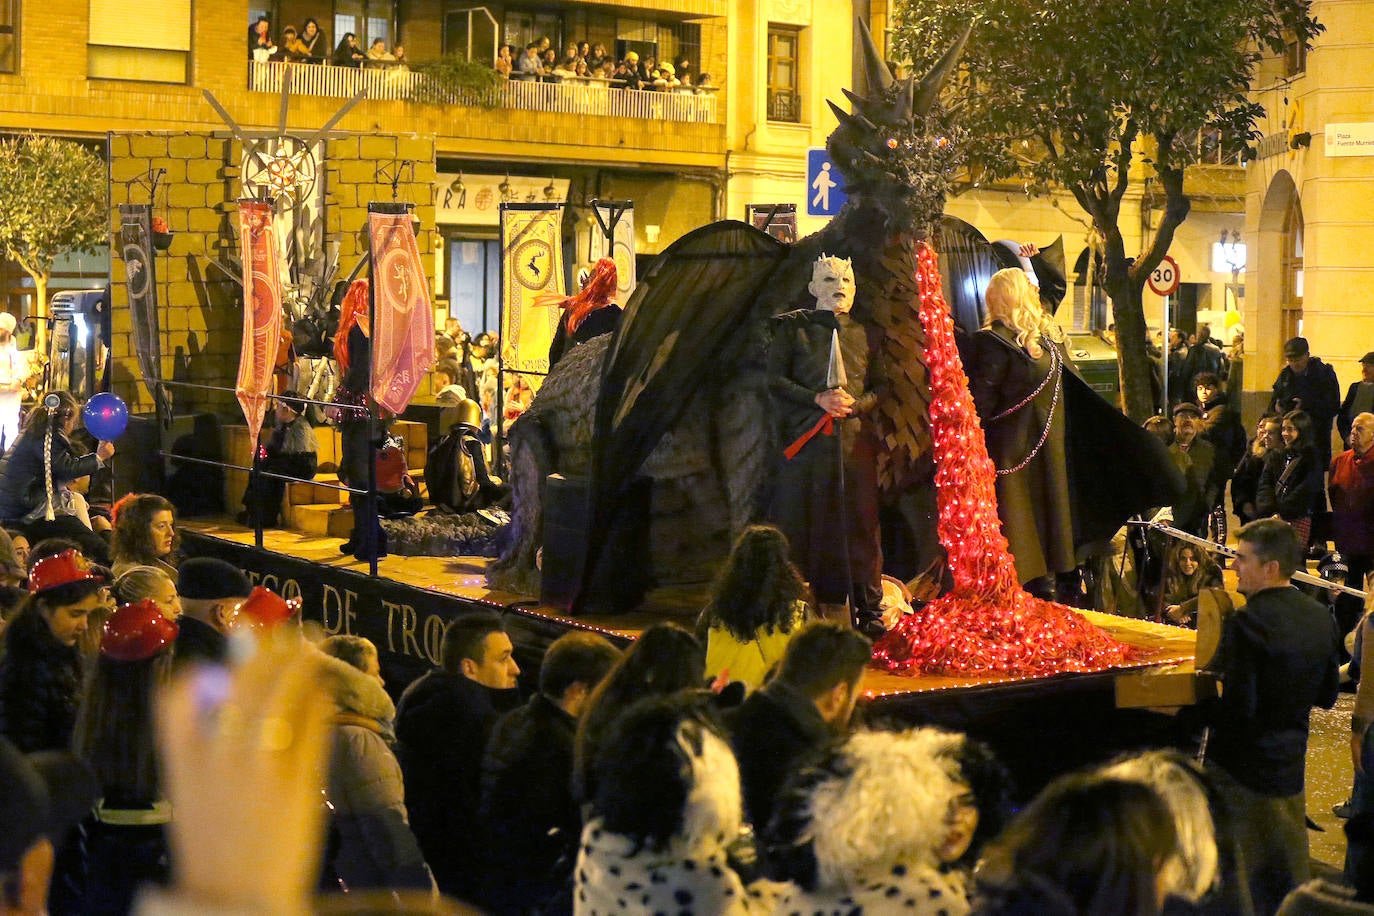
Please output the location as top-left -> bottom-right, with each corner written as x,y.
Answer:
783,328 -> 848,459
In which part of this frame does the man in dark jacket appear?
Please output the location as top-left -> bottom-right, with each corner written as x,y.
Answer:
174,558 -> 253,667
1270,336 -> 1341,468
395,610 -> 521,901
477,631 -> 621,914
1201,519 -> 1341,915
724,622 -> 871,835
1338,352 -> 1374,444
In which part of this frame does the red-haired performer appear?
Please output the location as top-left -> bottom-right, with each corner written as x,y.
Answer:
547,257 -> 621,370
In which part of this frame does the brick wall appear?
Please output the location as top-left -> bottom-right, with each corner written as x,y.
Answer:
108,130 -> 437,419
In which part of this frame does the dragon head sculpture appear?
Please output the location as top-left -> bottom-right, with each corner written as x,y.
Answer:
826,20 -> 970,237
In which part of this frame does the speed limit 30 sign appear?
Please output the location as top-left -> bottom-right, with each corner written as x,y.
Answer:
1148,255 -> 1181,296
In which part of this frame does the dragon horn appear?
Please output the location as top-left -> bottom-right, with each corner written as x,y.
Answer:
894,78 -> 915,122
856,19 -> 894,94
911,21 -> 973,119
829,97 -> 881,134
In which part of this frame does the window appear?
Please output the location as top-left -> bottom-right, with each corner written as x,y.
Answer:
335,0 -> 396,50
1280,195 -> 1304,340
88,0 -> 189,82
445,7 -> 498,63
0,1 -> 16,73
1284,32 -> 1307,77
446,237 -> 500,336
767,25 -> 800,123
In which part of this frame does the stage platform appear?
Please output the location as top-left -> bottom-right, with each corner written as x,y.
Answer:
180,518 -> 1202,789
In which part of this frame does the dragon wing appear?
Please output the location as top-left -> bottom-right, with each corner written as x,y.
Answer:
575,220 -> 789,610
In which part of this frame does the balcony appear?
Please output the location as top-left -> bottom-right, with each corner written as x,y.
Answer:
766,88 -> 800,123
248,60 -> 719,125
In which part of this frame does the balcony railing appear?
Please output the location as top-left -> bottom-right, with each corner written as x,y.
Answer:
767,88 -> 800,123
247,60 -> 720,124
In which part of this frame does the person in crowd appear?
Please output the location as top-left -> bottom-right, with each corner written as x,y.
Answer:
365,37 -> 395,63
515,42 -> 543,80
1331,412 -> 1374,601
57,599 -> 177,914
273,25 -> 310,62
0,737 -> 99,916
248,15 -> 275,60
1270,336 -> 1341,470
431,362 -> 466,404
238,391 -> 319,529
6,528 -> 29,570
1198,518 -> 1340,915
478,631 -> 621,914
0,391 -> 113,565
442,316 -> 465,343
298,18 -> 325,60
25,537 -> 81,573
1344,583 -> 1374,899
972,772 -> 1186,916
769,253 -> 886,632
1232,415 -> 1281,527
0,314 -> 25,453
1183,324 -> 1227,399
551,47 -> 579,80
0,550 -> 105,752
316,635 -> 432,894
967,265 -> 1074,598
394,610 -> 521,900
1143,414 -> 1173,447
173,557 -> 252,667
1165,328 -> 1191,409
1256,409 -> 1324,549
1168,403 -> 1217,537
573,622 -> 705,805
113,565 -> 181,621
494,43 -> 513,77
332,32 -> 364,67
0,528 -> 26,618
1160,541 -> 1223,628
588,42 -> 608,70
614,52 -> 642,89
767,728 -> 1009,915
434,333 -> 457,366
697,525 -> 810,693
696,71 -> 713,91
110,494 -> 178,578
725,622 -> 871,832
575,692 -> 780,914
1339,352 -> 1374,444
502,374 -> 534,433
541,48 -> 558,74
391,45 -> 408,69
1194,371 -> 1245,536
334,279 -> 389,562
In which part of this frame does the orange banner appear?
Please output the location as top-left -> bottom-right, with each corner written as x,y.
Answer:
368,208 -> 434,415
236,200 -> 284,446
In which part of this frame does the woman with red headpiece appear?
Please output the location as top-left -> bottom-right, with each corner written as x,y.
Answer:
548,257 -> 622,369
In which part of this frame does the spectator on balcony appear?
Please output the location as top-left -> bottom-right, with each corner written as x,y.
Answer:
515,42 -> 543,81
392,45 -> 409,70
540,48 -> 558,75
639,54 -> 657,82
654,61 -> 680,90
577,40 -> 591,63
615,52 -> 642,89
675,55 -> 693,82
273,26 -> 311,63
589,42 -> 609,70
551,49 -> 579,81
494,44 -> 513,78
333,33 -> 364,67
598,60 -> 616,80
697,72 -> 713,91
248,15 -> 274,60
299,18 -> 326,61
366,38 -> 396,65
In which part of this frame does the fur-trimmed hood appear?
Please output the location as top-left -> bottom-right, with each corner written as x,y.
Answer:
318,652 -> 395,724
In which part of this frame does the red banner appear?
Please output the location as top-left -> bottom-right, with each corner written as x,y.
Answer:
368,209 -> 434,415
236,200 -> 284,446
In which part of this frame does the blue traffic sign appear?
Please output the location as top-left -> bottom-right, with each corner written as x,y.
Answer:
806,148 -> 847,217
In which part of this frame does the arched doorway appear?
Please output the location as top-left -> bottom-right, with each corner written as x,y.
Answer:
1249,170 -> 1303,411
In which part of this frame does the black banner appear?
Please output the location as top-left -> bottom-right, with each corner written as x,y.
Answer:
118,203 -> 168,419
180,531 -> 629,693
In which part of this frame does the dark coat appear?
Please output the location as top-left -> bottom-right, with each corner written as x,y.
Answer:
1339,381 -> 1374,442
1199,392 -> 1246,485
1270,357 -> 1341,464
0,427 -> 101,521
724,679 -> 834,833
969,325 -> 1075,583
478,693 -> 580,914
0,608 -> 84,752
394,670 -> 519,898
1204,585 -> 1340,796
172,615 -> 227,668
1232,445 -> 1268,525
548,304 -> 622,370
1257,446 -> 1323,521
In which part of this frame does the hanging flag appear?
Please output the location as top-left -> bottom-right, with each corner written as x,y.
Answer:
590,199 -> 637,301
368,204 -> 434,415
236,200 -> 284,446
500,203 -> 565,380
117,203 -> 169,420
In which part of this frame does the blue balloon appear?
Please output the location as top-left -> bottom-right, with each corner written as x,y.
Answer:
83,392 -> 129,441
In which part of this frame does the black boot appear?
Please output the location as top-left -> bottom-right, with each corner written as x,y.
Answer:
851,583 -> 887,640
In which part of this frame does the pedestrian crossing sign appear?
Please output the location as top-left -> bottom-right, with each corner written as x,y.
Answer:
806,148 -> 847,217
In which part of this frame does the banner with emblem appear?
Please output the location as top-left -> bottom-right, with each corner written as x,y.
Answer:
499,203 -> 565,378
236,200 -> 285,445
368,203 -> 435,415
117,203 -> 169,419
589,199 -> 636,302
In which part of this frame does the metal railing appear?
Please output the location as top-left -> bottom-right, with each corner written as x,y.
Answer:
767,88 -> 800,123
247,60 -> 720,124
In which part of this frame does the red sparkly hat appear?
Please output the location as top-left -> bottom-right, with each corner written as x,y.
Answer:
236,586 -> 301,630
28,549 -> 104,595
101,599 -> 179,662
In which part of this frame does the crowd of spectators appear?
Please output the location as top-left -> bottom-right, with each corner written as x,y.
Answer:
248,15 -> 407,69
495,36 -> 711,92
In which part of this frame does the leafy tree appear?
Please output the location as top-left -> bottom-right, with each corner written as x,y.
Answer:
892,0 -> 1321,420
0,134 -> 107,353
